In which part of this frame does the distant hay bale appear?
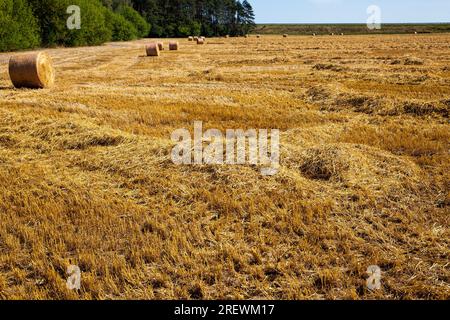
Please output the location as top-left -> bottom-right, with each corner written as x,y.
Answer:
169,41 -> 179,51
193,36 -> 199,41
256,35 -> 261,38
9,52 -> 55,89
312,33 -> 316,36
225,35 -> 230,38
188,36 -> 194,41
341,33 -> 344,36
146,43 -> 160,57
283,34 -> 288,38
157,42 -> 164,51
197,38 -> 205,45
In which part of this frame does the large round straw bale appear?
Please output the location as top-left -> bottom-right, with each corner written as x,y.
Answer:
283,34 -> 288,38
197,38 -> 205,45
157,42 -> 164,50
194,36 -> 199,41
9,52 -> 54,89
146,43 -> 160,56
169,41 -> 179,50
188,36 -> 194,41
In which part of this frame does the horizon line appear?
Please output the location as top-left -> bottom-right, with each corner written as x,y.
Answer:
256,22 -> 450,25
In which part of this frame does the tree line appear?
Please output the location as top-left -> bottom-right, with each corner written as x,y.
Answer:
0,0 -> 255,52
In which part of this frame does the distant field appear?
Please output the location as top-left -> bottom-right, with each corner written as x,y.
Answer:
254,23 -> 450,35
0,34 -> 449,299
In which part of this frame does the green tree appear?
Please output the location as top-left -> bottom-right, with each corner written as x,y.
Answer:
0,0 -> 41,52
116,4 -> 150,38
103,8 -> 138,41
28,0 -> 112,47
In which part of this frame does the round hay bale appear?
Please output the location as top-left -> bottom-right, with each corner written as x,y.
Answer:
169,41 -> 179,51
283,34 -> 288,38
193,36 -> 199,41
157,42 -> 164,51
256,35 -> 261,38
146,43 -> 160,57
197,38 -> 205,45
188,36 -> 194,41
9,52 -> 55,89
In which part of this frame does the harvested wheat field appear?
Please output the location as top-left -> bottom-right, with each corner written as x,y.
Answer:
0,34 -> 449,300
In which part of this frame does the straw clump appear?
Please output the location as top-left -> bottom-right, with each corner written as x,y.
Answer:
295,144 -> 422,196
9,52 -> 55,89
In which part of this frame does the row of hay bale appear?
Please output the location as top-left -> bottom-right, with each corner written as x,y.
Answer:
145,41 -> 179,56
7,36 -> 210,88
188,36 -> 206,44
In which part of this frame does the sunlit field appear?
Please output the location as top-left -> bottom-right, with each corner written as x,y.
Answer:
0,34 -> 448,299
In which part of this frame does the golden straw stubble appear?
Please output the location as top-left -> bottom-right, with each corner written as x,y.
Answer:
169,41 -> 179,50
146,43 -> 160,56
9,52 -> 55,89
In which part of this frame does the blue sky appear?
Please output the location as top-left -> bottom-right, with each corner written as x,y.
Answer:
252,0 -> 450,24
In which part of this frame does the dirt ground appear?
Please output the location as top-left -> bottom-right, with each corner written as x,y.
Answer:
0,34 -> 448,299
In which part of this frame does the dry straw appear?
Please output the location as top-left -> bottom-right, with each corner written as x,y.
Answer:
157,42 -> 164,51
146,43 -> 160,57
9,52 -> 55,89
169,41 -> 179,50
283,34 -> 288,38
197,38 -> 205,45
188,36 -> 194,41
